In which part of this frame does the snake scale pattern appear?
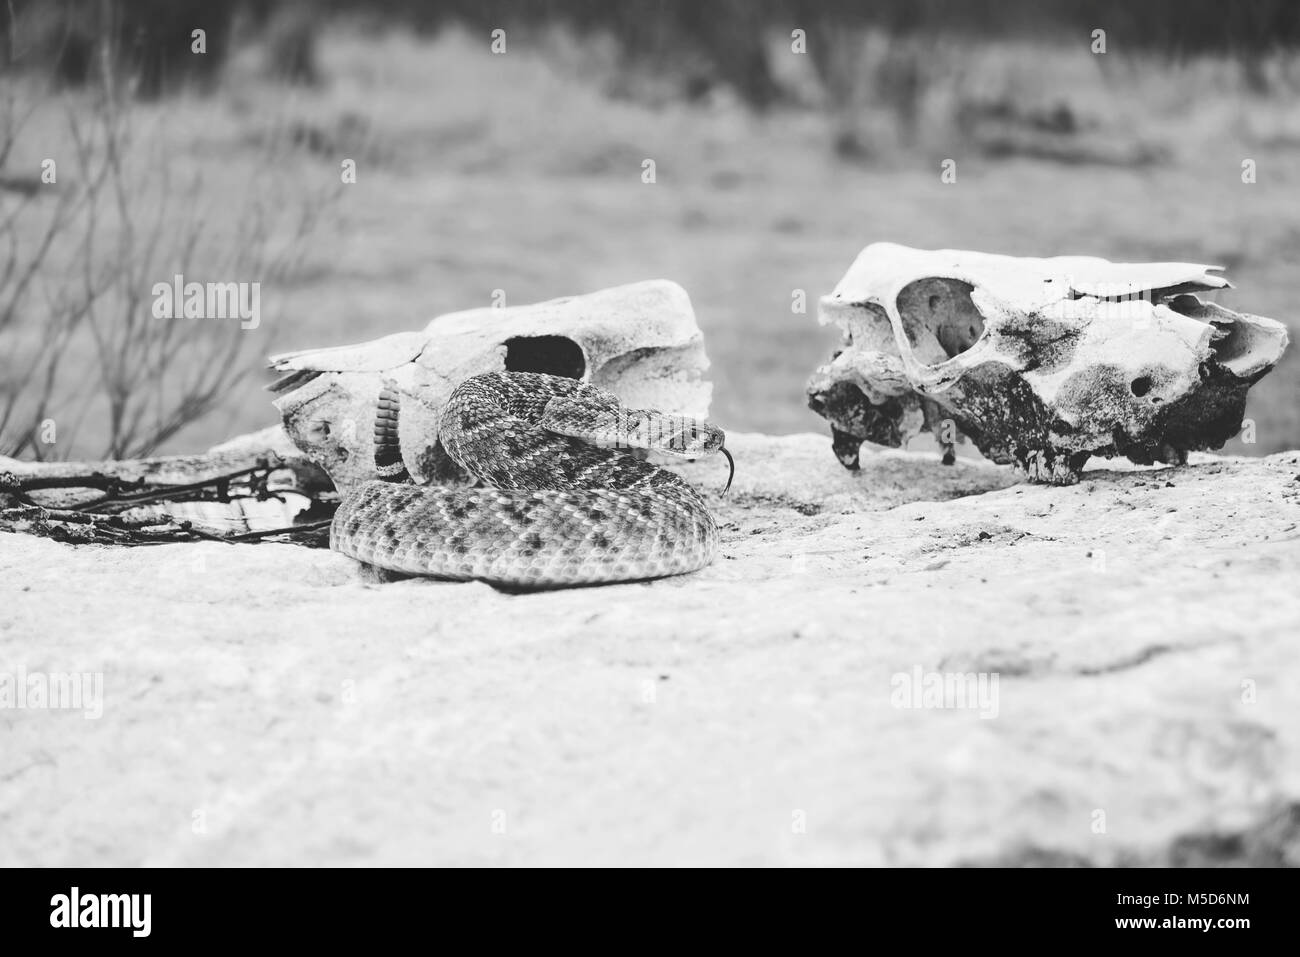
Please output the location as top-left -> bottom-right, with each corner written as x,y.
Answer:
330,372 -> 729,586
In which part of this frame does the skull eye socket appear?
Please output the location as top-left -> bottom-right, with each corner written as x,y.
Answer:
897,278 -> 985,360
504,336 -> 586,379
1130,376 -> 1154,397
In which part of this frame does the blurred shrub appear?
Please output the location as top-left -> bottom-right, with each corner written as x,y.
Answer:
3,0 -> 238,96
4,0 -> 1300,103
364,0 -> 1300,106
257,0 -> 320,85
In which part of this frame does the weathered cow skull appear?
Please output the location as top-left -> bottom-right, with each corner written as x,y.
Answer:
808,243 -> 1288,483
269,280 -> 712,488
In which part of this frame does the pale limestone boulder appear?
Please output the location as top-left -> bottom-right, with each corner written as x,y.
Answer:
809,243 -> 1289,483
3,437 -> 1298,866
268,280 -> 711,488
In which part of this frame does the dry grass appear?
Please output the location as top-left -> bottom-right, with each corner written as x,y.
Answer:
4,26 -> 1298,458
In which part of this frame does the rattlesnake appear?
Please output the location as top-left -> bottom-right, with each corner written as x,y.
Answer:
330,372 -> 731,586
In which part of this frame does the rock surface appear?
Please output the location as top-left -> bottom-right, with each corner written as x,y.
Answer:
2,433 -> 1298,866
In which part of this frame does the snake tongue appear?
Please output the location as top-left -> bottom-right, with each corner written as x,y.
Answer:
720,446 -> 735,496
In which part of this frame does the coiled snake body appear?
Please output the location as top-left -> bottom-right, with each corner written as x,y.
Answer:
330,372 -> 729,586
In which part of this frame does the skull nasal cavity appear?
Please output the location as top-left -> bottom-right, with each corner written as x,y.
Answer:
504,336 -> 586,379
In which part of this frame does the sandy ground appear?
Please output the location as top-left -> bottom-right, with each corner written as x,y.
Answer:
2,433 -> 1298,866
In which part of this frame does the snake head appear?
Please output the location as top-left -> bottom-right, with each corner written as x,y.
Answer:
661,420 -> 733,495
667,421 -> 726,457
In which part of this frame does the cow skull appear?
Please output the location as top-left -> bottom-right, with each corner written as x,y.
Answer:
808,243 -> 1288,483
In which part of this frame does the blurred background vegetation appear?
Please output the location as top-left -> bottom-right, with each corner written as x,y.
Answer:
2,0 -> 1298,459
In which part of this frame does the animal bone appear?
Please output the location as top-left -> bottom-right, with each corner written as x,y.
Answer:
269,281 -> 712,489
807,243 -> 1288,483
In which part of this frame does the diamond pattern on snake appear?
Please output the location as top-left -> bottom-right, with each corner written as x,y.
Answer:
331,372 -> 732,587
